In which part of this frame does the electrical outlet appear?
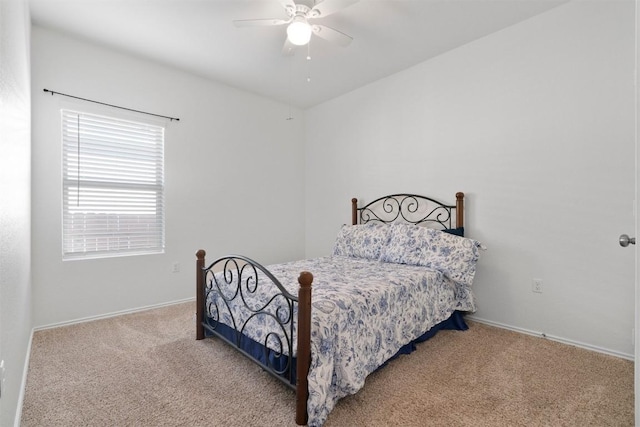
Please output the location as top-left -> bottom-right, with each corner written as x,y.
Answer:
532,278 -> 543,294
171,262 -> 181,273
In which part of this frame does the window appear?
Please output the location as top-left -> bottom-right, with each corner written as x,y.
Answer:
62,110 -> 165,260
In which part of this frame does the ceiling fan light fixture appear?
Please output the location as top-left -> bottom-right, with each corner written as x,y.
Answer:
287,16 -> 312,46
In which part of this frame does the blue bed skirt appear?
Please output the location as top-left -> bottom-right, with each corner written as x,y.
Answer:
204,310 -> 468,386
377,309 -> 468,370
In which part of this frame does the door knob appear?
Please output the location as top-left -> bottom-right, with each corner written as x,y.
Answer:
619,234 -> 636,247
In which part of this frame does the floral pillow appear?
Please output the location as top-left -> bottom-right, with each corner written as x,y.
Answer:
379,223 -> 481,286
332,222 -> 392,260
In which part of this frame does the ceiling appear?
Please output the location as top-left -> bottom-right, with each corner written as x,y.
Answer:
29,0 -> 568,109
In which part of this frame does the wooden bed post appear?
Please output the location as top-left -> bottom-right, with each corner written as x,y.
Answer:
296,271 -> 313,426
351,198 -> 358,225
196,249 -> 206,340
456,192 -> 464,229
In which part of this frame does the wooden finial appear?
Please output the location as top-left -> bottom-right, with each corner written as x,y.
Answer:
298,271 -> 313,288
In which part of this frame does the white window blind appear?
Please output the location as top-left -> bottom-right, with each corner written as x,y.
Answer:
62,110 -> 165,260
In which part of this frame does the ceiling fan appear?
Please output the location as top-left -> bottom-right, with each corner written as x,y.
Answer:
233,0 -> 358,55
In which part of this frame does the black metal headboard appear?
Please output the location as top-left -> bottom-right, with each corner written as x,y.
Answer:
351,192 -> 464,230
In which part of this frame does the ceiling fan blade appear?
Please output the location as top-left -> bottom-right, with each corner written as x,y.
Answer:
233,18 -> 289,28
309,0 -> 358,18
312,24 -> 353,47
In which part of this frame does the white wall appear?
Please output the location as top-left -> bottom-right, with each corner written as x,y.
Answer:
305,1 -> 636,357
0,0 -> 32,425
31,27 -> 306,327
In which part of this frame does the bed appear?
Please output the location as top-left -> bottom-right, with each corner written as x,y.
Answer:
195,192 -> 481,426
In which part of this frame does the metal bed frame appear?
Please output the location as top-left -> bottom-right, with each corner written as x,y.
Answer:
196,191 -> 464,425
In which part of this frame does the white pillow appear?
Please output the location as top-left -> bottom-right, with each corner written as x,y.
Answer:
332,222 -> 391,260
379,223 -> 481,286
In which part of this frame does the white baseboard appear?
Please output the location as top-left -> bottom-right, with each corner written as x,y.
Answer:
14,328 -> 34,427
33,297 -> 196,332
467,315 -> 634,361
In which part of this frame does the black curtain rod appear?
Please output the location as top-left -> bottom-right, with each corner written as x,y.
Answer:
43,89 -> 180,122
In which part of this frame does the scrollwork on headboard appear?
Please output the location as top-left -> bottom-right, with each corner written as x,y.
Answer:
352,192 -> 464,229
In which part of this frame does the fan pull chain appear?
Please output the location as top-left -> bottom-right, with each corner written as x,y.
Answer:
286,55 -> 294,120
306,42 -> 312,83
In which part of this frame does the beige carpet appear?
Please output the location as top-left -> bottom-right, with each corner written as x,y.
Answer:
21,302 -> 633,427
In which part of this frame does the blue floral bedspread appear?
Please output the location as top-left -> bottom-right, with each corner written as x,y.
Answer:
206,256 -> 475,426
